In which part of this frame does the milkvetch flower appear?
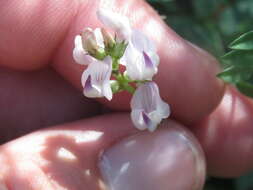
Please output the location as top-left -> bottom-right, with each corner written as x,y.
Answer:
73,9 -> 170,132
130,82 -> 170,132
97,9 -> 159,81
73,28 -> 105,65
81,56 -> 113,100
123,30 -> 159,81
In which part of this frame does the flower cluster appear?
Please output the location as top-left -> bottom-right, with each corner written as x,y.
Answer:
73,9 -> 170,132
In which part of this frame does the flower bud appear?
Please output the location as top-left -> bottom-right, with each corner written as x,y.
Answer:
101,28 -> 115,48
81,28 -> 106,60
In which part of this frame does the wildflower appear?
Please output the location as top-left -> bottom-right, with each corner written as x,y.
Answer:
81,56 -> 113,100
73,9 -> 170,132
122,30 -> 159,80
130,82 -> 170,132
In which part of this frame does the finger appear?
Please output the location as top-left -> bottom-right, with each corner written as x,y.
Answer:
0,66 -> 100,144
0,0 -> 79,70
0,114 -> 206,190
192,86 -> 253,177
52,0 -> 225,124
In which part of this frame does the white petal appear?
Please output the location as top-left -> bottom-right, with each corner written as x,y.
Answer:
130,109 -> 148,131
97,9 -> 132,40
124,43 -> 144,80
131,29 -> 156,53
124,44 -> 157,80
130,82 -> 170,131
122,30 -> 159,80
157,98 -> 171,119
94,28 -> 105,48
149,52 -> 160,67
131,82 -> 156,111
102,56 -> 113,100
81,57 -> 112,100
147,82 -> 171,118
74,35 -> 82,47
130,109 -> 158,132
103,82 -> 112,101
73,36 -> 94,65
81,69 -> 103,98
73,46 -> 94,65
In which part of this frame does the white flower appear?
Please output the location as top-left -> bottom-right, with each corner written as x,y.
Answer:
73,28 -> 104,65
96,9 -> 159,81
130,82 -> 170,132
122,30 -> 159,81
97,9 -> 132,41
81,56 -> 113,100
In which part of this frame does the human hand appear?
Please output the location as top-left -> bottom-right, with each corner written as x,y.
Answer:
0,0 -> 252,189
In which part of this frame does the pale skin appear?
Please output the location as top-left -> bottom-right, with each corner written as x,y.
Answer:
1,0 -> 253,189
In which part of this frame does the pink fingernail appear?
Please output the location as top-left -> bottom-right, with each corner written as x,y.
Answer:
99,121 -> 206,190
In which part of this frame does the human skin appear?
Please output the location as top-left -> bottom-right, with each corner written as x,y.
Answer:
0,0 -> 253,189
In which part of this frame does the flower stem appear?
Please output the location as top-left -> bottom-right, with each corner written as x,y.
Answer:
123,84 -> 135,94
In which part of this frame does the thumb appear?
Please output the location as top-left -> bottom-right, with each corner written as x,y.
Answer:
0,114 -> 205,190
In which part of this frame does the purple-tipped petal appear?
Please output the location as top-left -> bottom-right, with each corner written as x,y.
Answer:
84,75 -> 92,91
81,57 -> 113,100
131,29 -> 156,52
131,82 -> 170,132
142,111 -> 151,127
143,51 -> 154,68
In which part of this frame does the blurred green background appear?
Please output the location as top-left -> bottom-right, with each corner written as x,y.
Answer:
147,0 -> 253,189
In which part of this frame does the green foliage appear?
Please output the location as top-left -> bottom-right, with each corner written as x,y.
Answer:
148,0 -> 253,98
204,178 -> 235,190
148,0 -> 253,57
229,31 -> 253,50
236,172 -> 253,190
218,32 -> 253,98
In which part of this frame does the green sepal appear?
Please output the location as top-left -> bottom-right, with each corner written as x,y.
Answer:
221,50 -> 253,67
108,41 -> 128,59
229,31 -> 253,50
217,66 -> 252,83
91,49 -> 106,60
110,80 -> 121,93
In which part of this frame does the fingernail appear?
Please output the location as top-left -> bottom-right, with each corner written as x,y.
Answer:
99,121 -> 206,190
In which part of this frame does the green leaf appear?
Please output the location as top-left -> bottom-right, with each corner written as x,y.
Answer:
222,50 -> 253,67
236,171 -> 253,190
235,172 -> 253,190
229,31 -> 253,50
217,66 -> 252,83
236,81 -> 253,98
148,0 -> 173,2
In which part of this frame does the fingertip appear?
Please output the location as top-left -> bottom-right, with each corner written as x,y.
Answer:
0,0 -> 79,70
193,86 -> 253,177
